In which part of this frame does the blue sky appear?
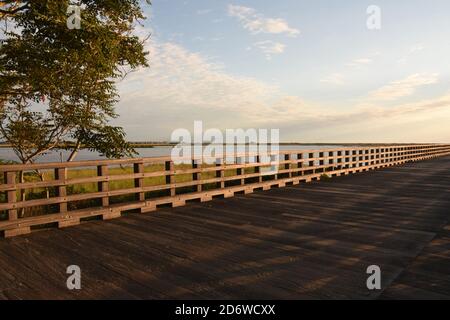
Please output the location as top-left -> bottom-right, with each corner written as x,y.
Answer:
115,0 -> 450,142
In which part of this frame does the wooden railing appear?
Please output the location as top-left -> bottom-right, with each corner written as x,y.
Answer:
1,144 -> 450,237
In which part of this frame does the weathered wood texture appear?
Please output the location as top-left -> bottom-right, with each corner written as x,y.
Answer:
1,144 -> 450,237
0,155 -> 449,299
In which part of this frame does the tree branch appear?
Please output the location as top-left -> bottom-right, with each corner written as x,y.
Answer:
0,2 -> 29,16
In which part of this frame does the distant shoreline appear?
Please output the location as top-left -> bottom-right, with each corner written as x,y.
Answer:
0,142 -> 442,149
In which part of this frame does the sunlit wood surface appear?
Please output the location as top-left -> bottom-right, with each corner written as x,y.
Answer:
0,156 -> 449,299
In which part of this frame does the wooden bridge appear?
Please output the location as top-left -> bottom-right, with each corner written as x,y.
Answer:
1,145 -> 450,299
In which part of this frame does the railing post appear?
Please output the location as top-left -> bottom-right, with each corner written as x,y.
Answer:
352,150 -> 357,168
97,165 -> 109,207
273,154 -> 279,180
297,153 -> 303,174
285,154 -> 292,178
5,171 -> 17,221
319,152 -> 325,171
165,160 -> 176,196
328,152 -> 334,170
336,151 -> 342,170
255,155 -> 263,182
308,152 -> 315,173
192,160 -> 202,192
236,157 -> 245,185
134,162 -> 145,201
54,168 -> 67,213
216,158 -> 225,188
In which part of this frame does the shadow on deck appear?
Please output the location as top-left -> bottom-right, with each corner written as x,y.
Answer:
1,156 -> 450,299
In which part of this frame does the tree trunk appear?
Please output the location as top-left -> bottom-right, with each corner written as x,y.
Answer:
36,169 -> 50,199
67,140 -> 81,162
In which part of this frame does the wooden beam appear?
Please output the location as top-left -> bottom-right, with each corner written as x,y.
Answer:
192,160 -> 202,192
54,168 -> 67,213
134,162 -> 145,202
97,165 -> 109,207
4,171 -> 17,221
165,160 -> 175,197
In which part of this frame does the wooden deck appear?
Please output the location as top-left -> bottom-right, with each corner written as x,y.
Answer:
1,156 -> 450,300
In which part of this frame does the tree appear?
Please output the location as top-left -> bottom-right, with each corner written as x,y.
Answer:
0,0 -> 149,165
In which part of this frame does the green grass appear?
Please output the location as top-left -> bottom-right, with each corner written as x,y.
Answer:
1,162 -> 242,219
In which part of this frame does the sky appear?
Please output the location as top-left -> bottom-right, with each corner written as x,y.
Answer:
114,0 -> 450,142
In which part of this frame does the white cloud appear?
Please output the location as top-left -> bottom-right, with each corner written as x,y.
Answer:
355,94 -> 450,118
398,44 -> 425,64
346,58 -> 373,67
116,38 -> 295,135
253,40 -> 286,59
368,73 -> 439,101
321,54 -> 376,86
228,4 -> 300,37
269,93 -> 450,142
320,73 -> 345,85
410,44 -> 425,53
381,94 -> 450,116
115,34 -> 449,141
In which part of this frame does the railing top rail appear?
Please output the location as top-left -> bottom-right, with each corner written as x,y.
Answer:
0,143 -> 447,172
